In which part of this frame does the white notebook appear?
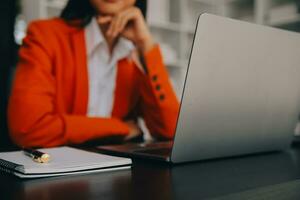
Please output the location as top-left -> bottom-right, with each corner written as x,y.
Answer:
0,146 -> 131,178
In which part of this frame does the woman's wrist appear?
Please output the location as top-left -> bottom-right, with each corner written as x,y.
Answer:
136,36 -> 155,54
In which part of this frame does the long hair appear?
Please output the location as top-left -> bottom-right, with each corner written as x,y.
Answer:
61,0 -> 147,27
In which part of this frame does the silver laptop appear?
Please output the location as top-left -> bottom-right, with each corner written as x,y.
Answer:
97,13 -> 300,163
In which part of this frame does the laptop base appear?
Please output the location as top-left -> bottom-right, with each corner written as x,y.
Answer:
97,141 -> 172,162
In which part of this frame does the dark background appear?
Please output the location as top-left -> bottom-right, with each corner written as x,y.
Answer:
0,0 -> 18,151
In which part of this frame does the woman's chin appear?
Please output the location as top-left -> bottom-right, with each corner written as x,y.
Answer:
96,7 -> 120,16
97,9 -> 121,16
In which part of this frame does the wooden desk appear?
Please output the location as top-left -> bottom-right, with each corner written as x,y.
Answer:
1,146 -> 300,200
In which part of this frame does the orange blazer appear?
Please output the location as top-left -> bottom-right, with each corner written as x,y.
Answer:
8,18 -> 179,148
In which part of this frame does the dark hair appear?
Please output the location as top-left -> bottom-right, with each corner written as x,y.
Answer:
61,0 -> 147,27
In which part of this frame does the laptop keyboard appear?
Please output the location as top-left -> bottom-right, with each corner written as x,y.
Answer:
97,141 -> 173,156
134,148 -> 172,157
134,141 -> 173,149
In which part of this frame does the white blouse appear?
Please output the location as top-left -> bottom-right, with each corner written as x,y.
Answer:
85,17 -> 134,117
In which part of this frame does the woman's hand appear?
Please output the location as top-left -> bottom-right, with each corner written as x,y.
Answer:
124,120 -> 142,141
97,7 -> 155,54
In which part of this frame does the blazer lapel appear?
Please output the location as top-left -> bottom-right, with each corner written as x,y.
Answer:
71,29 -> 88,115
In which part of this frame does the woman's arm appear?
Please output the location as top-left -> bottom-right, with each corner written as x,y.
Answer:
97,7 -> 180,140
8,22 -> 130,148
135,45 -> 180,140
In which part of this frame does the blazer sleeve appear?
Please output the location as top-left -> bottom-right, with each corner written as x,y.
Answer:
136,45 -> 180,140
7,22 -> 129,148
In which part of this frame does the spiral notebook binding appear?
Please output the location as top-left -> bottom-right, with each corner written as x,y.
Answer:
0,158 -> 22,173
0,165 -> 15,175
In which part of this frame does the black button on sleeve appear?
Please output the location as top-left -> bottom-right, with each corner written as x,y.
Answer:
155,85 -> 161,91
159,94 -> 165,101
152,75 -> 158,81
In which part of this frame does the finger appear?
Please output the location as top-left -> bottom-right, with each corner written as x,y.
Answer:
108,8 -> 139,37
97,16 -> 112,24
117,16 -> 130,37
118,15 -> 130,34
114,8 -> 138,34
107,16 -> 118,37
111,15 -> 123,37
124,127 -> 141,141
121,29 -> 135,41
112,14 -> 130,38
115,13 -> 136,39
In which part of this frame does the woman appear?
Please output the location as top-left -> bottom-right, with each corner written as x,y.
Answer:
8,0 -> 179,148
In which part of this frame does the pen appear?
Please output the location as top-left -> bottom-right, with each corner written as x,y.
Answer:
23,148 -> 51,163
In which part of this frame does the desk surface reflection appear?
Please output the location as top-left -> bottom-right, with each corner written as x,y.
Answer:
1,146 -> 300,200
